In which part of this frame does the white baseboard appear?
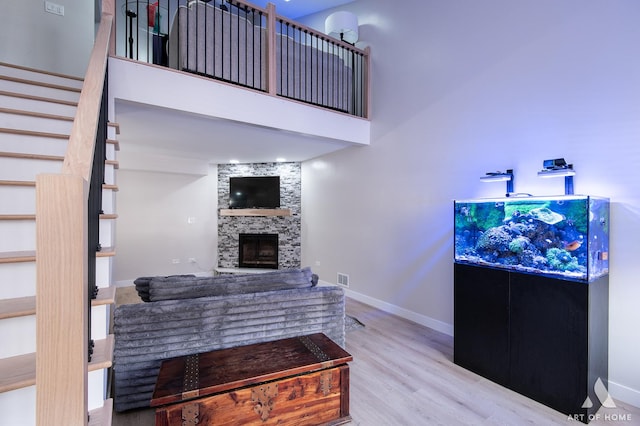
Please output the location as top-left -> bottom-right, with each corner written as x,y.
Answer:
332,282 -> 639,409
609,380 -> 640,409
324,281 -> 453,336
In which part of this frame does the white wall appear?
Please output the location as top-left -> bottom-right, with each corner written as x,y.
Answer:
114,166 -> 218,282
0,0 -> 94,77
300,0 -> 640,406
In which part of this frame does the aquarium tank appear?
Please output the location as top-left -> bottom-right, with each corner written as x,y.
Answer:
454,195 -> 609,282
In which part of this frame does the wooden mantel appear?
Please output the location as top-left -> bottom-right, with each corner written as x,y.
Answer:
219,208 -> 291,217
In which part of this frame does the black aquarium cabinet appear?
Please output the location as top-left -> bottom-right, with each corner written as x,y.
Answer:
454,263 -> 609,422
453,195 -> 610,423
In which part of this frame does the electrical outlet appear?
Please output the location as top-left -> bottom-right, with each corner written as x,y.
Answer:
172,258 -> 180,264
188,258 -> 197,264
45,1 -> 64,16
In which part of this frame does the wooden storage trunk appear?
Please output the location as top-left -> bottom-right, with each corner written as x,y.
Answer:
151,333 -> 353,425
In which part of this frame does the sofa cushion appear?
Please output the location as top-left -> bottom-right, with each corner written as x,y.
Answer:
146,267 -> 317,302
133,274 -> 195,302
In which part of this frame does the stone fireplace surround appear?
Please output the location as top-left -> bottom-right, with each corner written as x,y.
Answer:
218,162 -> 301,269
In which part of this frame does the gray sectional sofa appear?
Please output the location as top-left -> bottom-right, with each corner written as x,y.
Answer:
113,267 -> 345,412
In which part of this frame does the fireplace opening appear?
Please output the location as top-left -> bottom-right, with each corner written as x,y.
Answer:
239,233 -> 278,269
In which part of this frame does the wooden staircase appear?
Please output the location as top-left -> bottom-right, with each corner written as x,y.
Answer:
0,62 -> 118,425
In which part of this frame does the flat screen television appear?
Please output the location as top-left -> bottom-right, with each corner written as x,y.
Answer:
229,176 -> 280,209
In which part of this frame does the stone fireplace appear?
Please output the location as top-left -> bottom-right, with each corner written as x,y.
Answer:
218,162 -> 301,269
239,233 -> 279,269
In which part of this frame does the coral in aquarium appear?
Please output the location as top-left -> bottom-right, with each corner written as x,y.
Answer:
528,207 -> 565,225
509,236 -> 529,254
546,247 -> 581,272
455,202 -> 504,233
503,201 -> 550,222
474,202 -> 505,231
554,200 -> 588,234
455,205 -> 475,233
457,202 -> 588,277
476,227 -> 512,255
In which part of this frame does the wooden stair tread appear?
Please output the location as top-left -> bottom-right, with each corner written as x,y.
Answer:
103,183 -> 119,191
94,286 -> 117,306
106,159 -> 119,169
0,61 -> 84,82
0,287 -> 116,320
0,352 -> 34,393
88,398 -> 113,426
107,138 -> 120,150
0,75 -> 81,93
0,249 -> 114,267
0,214 -> 35,220
0,180 -> 118,191
91,334 -> 115,370
0,151 -> 64,161
0,107 -> 74,122
108,122 -> 120,134
0,180 -> 36,187
0,90 -> 79,107
0,127 -> 68,139
0,296 -> 35,319
0,250 -> 35,263
0,128 -> 120,147
97,247 -> 115,258
0,213 -> 118,220
0,248 -> 115,262
0,335 -> 114,393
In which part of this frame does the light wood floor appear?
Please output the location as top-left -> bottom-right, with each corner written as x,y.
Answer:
112,297 -> 639,425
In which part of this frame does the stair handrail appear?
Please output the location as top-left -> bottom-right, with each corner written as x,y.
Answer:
63,13 -> 113,180
35,11 -> 113,426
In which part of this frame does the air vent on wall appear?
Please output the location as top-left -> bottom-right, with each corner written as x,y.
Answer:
337,273 -> 349,287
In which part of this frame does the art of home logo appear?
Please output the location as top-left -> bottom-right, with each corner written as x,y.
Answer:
567,378 -> 633,422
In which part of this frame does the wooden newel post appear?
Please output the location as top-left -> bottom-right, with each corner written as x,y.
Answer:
266,3 -> 277,96
36,174 -> 89,426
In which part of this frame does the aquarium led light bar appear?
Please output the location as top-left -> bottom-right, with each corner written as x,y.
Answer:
480,173 -> 511,182
537,168 -> 576,178
538,159 -> 575,195
480,169 -> 514,195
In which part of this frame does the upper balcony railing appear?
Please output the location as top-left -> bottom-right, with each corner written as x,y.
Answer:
114,0 -> 370,118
